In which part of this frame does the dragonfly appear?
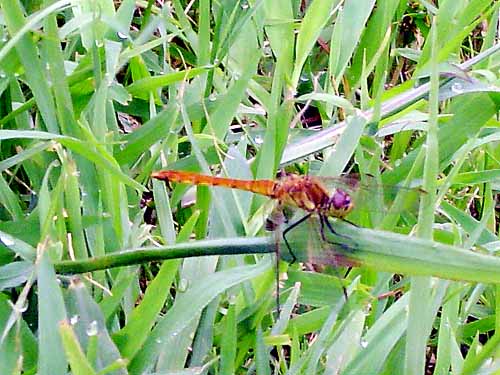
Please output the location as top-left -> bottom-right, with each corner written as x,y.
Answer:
151,170 -> 362,255
151,170 -> 422,303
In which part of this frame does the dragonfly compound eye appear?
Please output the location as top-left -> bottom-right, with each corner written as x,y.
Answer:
328,189 -> 353,216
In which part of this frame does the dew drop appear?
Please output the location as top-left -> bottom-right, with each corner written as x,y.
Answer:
16,300 -> 28,313
362,303 -> 372,315
262,44 -> 272,57
360,339 -> 368,348
117,31 -> 128,40
178,278 -> 189,292
86,320 -> 98,336
70,315 -> 79,325
451,82 -> 464,94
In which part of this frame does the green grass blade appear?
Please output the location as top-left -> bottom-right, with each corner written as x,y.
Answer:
128,260 -> 271,373
37,250 -> 68,375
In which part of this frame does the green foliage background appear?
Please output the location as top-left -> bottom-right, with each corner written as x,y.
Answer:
1,0 -> 500,374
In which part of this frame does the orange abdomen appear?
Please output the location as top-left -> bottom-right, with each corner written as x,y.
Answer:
152,170 -> 277,198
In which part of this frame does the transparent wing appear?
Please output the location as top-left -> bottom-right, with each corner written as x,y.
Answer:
279,215 -> 354,303
318,174 -> 425,204
247,199 -> 277,236
280,213 -> 357,267
317,174 -> 425,228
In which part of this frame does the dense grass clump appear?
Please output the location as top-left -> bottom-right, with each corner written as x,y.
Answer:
1,1 -> 500,374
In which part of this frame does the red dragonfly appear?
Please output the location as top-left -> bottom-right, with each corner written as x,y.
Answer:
152,170 -> 422,303
150,170 -> 408,261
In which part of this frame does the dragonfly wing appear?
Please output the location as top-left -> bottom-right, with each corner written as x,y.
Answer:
280,215 -> 358,268
247,199 -> 278,236
319,175 -> 424,228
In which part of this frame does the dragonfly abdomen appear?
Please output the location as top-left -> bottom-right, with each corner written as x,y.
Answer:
152,171 -> 354,218
151,170 -> 277,198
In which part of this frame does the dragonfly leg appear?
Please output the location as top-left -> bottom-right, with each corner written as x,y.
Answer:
339,218 -> 358,227
319,216 -> 349,301
323,216 -> 353,240
156,177 -> 173,191
282,212 -> 313,264
319,215 -> 353,253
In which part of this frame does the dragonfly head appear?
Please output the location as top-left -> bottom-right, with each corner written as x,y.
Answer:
326,189 -> 354,218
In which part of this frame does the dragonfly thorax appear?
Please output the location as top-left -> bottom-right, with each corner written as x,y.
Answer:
323,188 -> 353,218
